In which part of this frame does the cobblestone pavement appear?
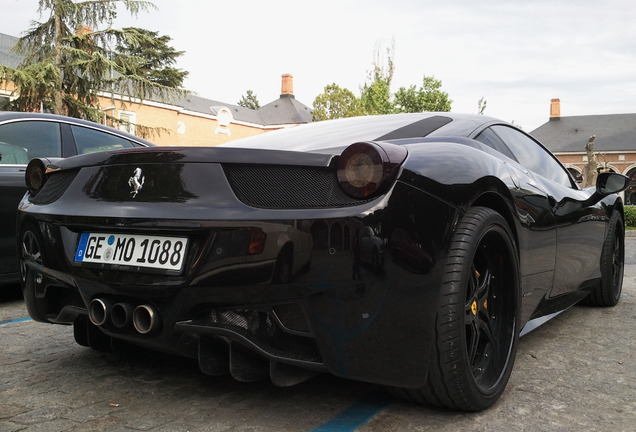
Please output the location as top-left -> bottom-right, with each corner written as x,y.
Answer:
1,239 -> 635,432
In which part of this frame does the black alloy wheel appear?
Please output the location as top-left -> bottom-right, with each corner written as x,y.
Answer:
391,206 -> 520,411
463,227 -> 516,393
582,211 -> 624,307
19,226 -> 49,322
20,229 -> 43,284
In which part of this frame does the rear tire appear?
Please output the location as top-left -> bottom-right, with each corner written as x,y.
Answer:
390,207 -> 520,411
581,212 -> 624,307
19,225 -> 49,323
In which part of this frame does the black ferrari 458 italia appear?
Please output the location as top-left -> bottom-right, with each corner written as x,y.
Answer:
17,113 -> 628,411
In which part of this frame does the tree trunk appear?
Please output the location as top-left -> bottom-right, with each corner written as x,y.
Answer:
52,7 -> 64,114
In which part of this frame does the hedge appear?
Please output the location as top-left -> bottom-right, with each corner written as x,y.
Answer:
625,206 -> 636,227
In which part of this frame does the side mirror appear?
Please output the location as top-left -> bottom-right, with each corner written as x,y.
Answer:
597,172 -> 629,196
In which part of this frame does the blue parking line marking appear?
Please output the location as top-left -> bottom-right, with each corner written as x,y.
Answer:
309,392 -> 392,432
0,317 -> 32,326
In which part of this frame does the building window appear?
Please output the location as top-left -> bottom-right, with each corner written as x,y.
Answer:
625,168 -> 636,205
118,111 -> 136,135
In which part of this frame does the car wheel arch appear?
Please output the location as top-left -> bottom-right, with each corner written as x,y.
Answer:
610,199 -> 625,222
470,191 -> 519,250
388,206 -> 521,410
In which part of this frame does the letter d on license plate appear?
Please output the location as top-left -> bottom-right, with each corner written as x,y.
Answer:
75,233 -> 188,272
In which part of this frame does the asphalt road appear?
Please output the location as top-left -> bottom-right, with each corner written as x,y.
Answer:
1,238 -> 635,432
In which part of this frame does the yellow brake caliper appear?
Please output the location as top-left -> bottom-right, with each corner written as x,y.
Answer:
471,269 -> 481,315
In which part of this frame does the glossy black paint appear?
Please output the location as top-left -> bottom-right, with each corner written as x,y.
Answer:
0,112 -> 154,285
17,113 -> 625,390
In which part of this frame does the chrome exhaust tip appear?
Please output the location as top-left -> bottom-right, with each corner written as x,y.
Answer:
88,298 -> 110,326
132,304 -> 160,334
111,303 -> 134,329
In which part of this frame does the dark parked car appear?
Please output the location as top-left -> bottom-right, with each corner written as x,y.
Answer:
17,113 -> 627,411
0,112 -> 154,285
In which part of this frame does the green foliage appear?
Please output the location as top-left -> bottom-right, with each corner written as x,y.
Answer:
237,90 -> 261,110
312,43 -> 452,121
312,84 -> 362,121
1,0 -> 187,132
115,27 -> 188,88
624,206 -> 636,227
360,46 -> 395,115
0,61 -> 61,113
393,76 -> 452,113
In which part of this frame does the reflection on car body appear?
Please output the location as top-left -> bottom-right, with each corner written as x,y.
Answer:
356,225 -> 384,272
191,221 -> 313,286
17,113 -> 628,411
390,228 -> 434,273
0,112 -> 154,286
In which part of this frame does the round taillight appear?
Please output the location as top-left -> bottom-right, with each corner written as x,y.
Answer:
25,159 -> 48,196
337,142 -> 407,199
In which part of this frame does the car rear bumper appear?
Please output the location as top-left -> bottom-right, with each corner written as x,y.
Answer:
19,181 -> 459,388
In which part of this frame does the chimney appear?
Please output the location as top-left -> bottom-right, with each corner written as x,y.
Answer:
280,74 -> 294,98
550,98 -> 561,119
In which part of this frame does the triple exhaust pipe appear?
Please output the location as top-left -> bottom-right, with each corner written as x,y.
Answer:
88,298 -> 160,334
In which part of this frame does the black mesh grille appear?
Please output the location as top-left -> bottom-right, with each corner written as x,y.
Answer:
30,171 -> 78,204
223,164 -> 371,209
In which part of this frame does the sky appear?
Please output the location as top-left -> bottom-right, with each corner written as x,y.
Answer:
2,0 -> 636,131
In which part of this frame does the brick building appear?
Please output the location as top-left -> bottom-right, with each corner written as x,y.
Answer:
0,33 -> 312,147
531,99 -> 636,204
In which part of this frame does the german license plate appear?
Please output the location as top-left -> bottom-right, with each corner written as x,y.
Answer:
74,233 -> 188,272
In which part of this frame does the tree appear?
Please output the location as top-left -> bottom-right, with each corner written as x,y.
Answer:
237,90 -> 260,110
478,97 -> 487,115
312,83 -> 362,121
359,44 -> 395,115
114,27 -> 188,88
313,42 -> 453,121
393,76 -> 452,113
0,0 -> 186,132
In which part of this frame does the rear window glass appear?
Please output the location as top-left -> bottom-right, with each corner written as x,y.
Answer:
70,125 -> 136,154
0,121 -> 62,163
